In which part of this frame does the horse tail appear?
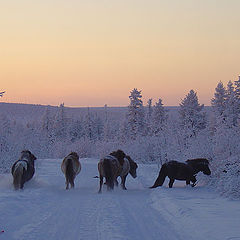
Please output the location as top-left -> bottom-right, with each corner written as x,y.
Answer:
150,164 -> 167,188
65,158 -> 75,187
103,159 -> 114,190
13,164 -> 24,190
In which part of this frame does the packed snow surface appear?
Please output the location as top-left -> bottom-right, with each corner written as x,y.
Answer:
0,158 -> 240,240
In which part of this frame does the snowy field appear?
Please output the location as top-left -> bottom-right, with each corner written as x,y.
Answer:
0,158 -> 240,240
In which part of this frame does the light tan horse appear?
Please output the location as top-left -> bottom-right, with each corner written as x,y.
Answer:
117,155 -> 138,190
11,150 -> 37,190
98,155 -> 122,193
61,152 -> 81,189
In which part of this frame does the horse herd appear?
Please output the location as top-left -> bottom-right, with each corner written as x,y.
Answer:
11,149 -> 211,192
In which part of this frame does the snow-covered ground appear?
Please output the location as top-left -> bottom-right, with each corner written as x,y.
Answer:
0,158 -> 240,240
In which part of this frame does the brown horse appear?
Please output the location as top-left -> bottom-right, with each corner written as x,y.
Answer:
98,151 -> 138,192
98,155 -> 122,193
11,150 -> 37,190
61,152 -> 81,189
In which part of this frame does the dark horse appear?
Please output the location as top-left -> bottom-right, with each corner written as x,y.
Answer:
11,150 -> 37,190
98,149 -> 126,193
98,155 -> 121,193
150,158 -> 211,188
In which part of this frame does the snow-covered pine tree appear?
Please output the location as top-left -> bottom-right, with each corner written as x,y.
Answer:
146,98 -> 153,135
83,107 -> 94,140
152,98 -> 168,135
69,118 -> 83,142
53,103 -> 67,140
92,113 -> 104,140
211,81 -> 226,117
233,76 -> 240,123
125,88 -> 146,139
223,80 -> 238,127
179,90 -> 206,138
0,114 -> 11,153
42,106 -> 53,134
234,76 -> 240,104
147,99 -> 153,120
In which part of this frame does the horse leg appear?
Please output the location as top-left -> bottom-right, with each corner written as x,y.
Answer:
121,175 -> 127,190
98,175 -> 103,193
70,180 -> 75,189
115,179 -> 119,187
20,178 -> 24,189
169,178 -> 175,188
186,180 -> 190,186
66,177 -> 69,190
70,175 -> 75,189
190,176 -> 197,187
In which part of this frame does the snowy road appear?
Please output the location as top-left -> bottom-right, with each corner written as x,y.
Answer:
0,158 -> 240,240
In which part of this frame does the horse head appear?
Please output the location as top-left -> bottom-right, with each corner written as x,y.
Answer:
69,152 -> 79,160
21,150 -> 37,164
186,158 -> 211,176
126,155 -> 138,178
202,164 -> 211,175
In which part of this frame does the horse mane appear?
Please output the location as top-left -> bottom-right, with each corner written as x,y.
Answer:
110,149 -> 126,165
68,152 -> 79,159
20,150 -> 37,162
186,158 -> 209,165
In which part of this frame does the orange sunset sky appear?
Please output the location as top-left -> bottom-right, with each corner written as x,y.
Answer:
1,0 -> 240,107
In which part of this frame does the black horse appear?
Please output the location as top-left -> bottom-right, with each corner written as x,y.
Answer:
11,150 -> 37,190
150,158 -> 211,189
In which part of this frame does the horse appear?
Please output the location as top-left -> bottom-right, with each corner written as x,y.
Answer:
150,158 -> 211,189
11,150 -> 37,190
117,155 -> 138,190
98,154 -> 121,193
61,152 -> 81,190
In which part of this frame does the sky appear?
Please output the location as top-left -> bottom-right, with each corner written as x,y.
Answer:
1,0 -> 240,107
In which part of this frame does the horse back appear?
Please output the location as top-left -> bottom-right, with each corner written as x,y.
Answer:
166,161 -> 193,180
98,156 -> 121,177
61,156 -> 81,176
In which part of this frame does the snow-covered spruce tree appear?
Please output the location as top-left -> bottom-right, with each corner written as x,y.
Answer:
83,107 -> 94,140
124,88 -> 146,139
42,106 -> 53,134
53,103 -> 67,140
103,108 -> 120,142
210,78 -> 240,197
0,114 -> 11,154
40,106 -> 55,157
146,98 -> 153,121
179,90 -> 206,138
152,98 -> 168,135
223,80 -> 239,127
234,76 -> 240,108
211,81 -> 226,117
92,113 -> 104,141
145,98 -> 153,135
69,118 -> 84,142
